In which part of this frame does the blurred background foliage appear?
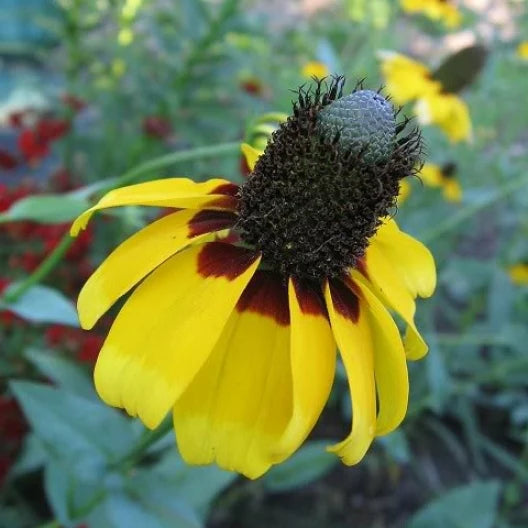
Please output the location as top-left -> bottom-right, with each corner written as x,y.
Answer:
0,0 -> 528,527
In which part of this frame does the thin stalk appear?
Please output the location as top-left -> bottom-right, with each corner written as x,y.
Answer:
2,142 -> 240,305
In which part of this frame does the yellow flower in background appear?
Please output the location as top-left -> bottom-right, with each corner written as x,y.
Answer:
419,162 -> 462,202
400,0 -> 461,28
302,61 -> 330,79
379,51 -> 440,104
397,179 -> 412,204
415,92 -> 471,143
379,50 -> 472,142
508,263 -> 528,285
517,41 -> 528,60
72,79 -> 435,479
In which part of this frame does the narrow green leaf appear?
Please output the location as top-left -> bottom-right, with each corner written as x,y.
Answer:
263,440 -> 337,492
1,284 -> 79,326
407,480 -> 501,528
0,194 -> 89,225
25,348 -> 94,399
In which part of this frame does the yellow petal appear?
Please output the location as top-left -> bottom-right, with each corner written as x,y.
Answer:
241,143 -> 263,172
378,50 -> 440,105
398,179 -> 412,204
360,241 -> 428,360
415,93 -> 472,143
419,164 -> 443,188
275,278 -> 336,457
443,178 -> 462,203
371,219 -> 436,299
94,242 -> 260,429
78,209 -> 237,329
71,178 -> 238,236
301,61 -> 330,79
508,264 -> 528,286
324,279 -> 376,465
351,272 -> 409,435
173,271 -> 292,479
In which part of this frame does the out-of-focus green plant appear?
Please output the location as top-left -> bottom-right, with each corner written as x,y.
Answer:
1,0 -> 528,527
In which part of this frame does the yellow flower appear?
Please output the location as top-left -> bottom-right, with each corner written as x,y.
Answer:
419,163 -> 462,202
508,263 -> 528,286
379,51 -> 440,105
72,79 -> 436,479
302,61 -> 330,79
397,179 -> 412,204
415,92 -> 471,142
400,0 -> 461,28
517,41 -> 528,60
379,51 -> 472,142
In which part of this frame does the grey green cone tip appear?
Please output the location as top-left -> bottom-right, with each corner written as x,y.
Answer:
317,89 -> 396,164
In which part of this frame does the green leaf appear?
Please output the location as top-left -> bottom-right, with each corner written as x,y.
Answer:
10,381 -> 139,464
103,493 -> 201,528
377,430 -> 410,463
11,434 -> 47,476
44,460 -> 74,526
263,440 -> 337,492
1,284 -> 79,326
149,450 -> 235,517
0,194 -> 89,225
25,348 -> 94,399
407,480 -> 501,528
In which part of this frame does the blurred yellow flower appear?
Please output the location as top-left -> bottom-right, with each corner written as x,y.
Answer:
415,92 -> 471,143
302,61 -> 330,79
419,162 -> 462,202
508,264 -> 528,285
111,59 -> 127,78
118,28 -> 134,46
517,41 -> 528,60
397,179 -> 412,204
400,0 -> 461,28
379,52 -> 440,104
379,51 -> 472,142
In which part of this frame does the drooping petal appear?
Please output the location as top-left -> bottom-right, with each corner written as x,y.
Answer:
94,242 -> 260,430
324,279 -> 376,465
173,271 -> 292,479
241,143 -> 263,172
71,178 -> 239,235
370,219 -> 436,299
275,278 -> 336,457
78,209 -> 237,329
351,272 -> 409,435
415,93 -> 472,143
359,242 -> 428,360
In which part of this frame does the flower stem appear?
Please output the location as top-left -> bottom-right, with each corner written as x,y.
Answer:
422,170 -> 528,243
115,418 -> 174,471
2,141 -> 240,305
3,235 -> 74,303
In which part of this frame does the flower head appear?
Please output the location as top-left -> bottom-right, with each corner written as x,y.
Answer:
517,41 -> 528,61
419,162 -> 462,202
400,0 -> 462,28
508,263 -> 528,286
302,61 -> 330,79
72,78 -> 436,478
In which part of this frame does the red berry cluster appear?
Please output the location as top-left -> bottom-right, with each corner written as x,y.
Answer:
0,93 -> 85,169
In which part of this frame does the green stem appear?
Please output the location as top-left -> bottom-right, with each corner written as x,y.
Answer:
1,142 -> 240,305
115,419 -> 174,471
421,171 -> 528,243
3,235 -> 74,303
35,521 -> 60,528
